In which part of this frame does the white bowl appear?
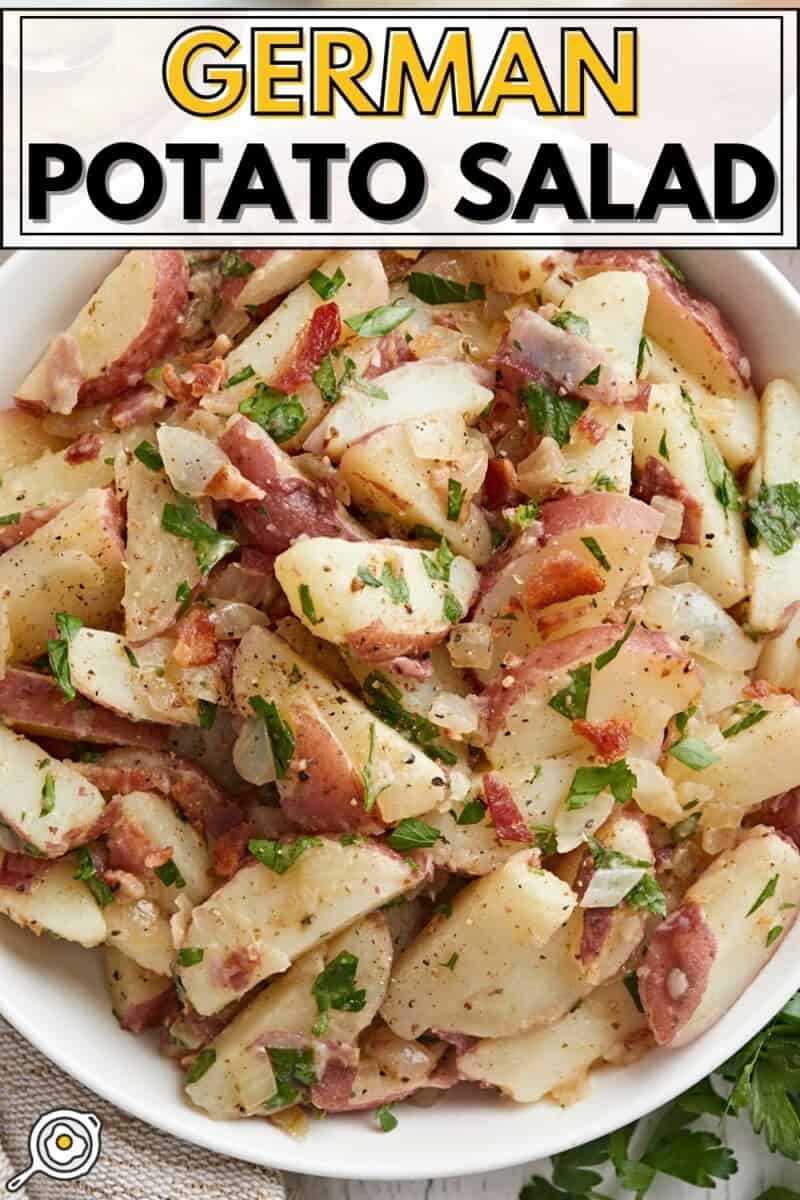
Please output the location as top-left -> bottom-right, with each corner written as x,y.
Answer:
1,249 -> 799,1181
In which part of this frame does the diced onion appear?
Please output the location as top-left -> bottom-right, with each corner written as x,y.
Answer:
408,412 -> 469,462
517,437 -> 567,498
233,714 -> 277,786
157,425 -> 229,498
556,791 -> 614,853
700,826 -> 738,856
639,582 -> 760,671
650,495 -> 684,541
212,301 -> 251,342
208,601 -> 268,640
448,622 -> 493,671
649,542 -> 689,586
629,757 -> 683,824
580,866 -> 647,909
233,1045 -> 278,1114
427,692 -> 480,737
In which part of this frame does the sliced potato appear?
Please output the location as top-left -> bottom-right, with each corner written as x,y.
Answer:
0,409 -> 66,472
274,537 -> 478,659
564,270 -> 648,390
458,979 -> 645,1102
233,250 -> 327,311
633,382 -> 747,608
109,790 -> 214,909
124,459 -> 203,643
104,896 -> 174,976
304,361 -> 492,461
0,855 -> 107,947
177,838 -> 418,1015
0,725 -> 105,856
458,250 -> 557,296
757,606 -> 800,692
104,945 -> 173,1033
381,854 -> 580,1039
0,488 -> 124,662
748,379 -> 800,631
638,582 -> 759,672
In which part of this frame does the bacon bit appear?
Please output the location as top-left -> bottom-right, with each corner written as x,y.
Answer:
218,945 -> 262,992
162,362 -> 194,404
483,456 -> 520,510
43,333 -> 85,415
188,357 -> 227,398
209,821 -> 251,880
0,505 -> 63,555
272,302 -> 341,393
744,678 -> 790,700
0,853 -> 49,893
576,412 -> 607,446
483,774 -> 533,844
362,330 -> 417,378
105,809 -> 161,876
390,656 -> 433,681
572,717 -> 633,763
102,868 -> 146,903
172,606 -> 217,668
204,461 -> 265,504
633,457 -> 703,544
524,550 -> 605,612
64,431 -> 103,465
111,384 -> 166,429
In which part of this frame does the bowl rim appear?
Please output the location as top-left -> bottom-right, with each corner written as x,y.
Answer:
1,246 -> 799,1182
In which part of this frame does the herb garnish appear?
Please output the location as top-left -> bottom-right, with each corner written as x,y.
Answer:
249,696 -> 295,777
161,496 -> 237,573
311,950 -> 366,1037
248,836 -> 322,875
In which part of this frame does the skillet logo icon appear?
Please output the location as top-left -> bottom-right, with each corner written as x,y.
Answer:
5,1109 -> 102,1192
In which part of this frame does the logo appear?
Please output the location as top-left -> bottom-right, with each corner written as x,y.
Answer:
5,1109 -> 102,1192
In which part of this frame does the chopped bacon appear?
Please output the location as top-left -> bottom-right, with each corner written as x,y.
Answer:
0,505 -> 62,554
162,362 -> 194,405
102,868 -> 146,903
172,607 -> 217,668
361,330 -> 417,379
218,250 -> 274,306
0,668 -> 168,749
219,415 -> 365,554
64,431 -> 103,465
576,411 -> 607,445
111,384 -> 166,429
162,357 -> 227,405
572,717 -> 633,763
0,853 -> 49,893
389,656 -> 433,681
105,804 -> 164,876
43,333 -> 85,415
483,456 -> 521,510
272,302 -> 341,393
523,550 -> 604,612
633,456 -> 703,544
482,774 -> 533,843
495,309 -> 642,408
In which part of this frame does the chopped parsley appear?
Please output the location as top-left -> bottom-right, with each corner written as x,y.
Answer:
671,812 -> 700,842
422,538 -> 454,583
447,478 -> 465,522
249,696 -> 295,777
186,1048 -> 217,1084
123,646 -> 139,669
723,703 -> 767,739
454,798 -> 486,826
594,620 -> 635,670
581,536 -> 611,572
626,872 -> 668,918
311,950 -> 366,1037
46,612 -> 83,702
356,564 -> 382,588
248,835 -> 322,875
747,874 -> 779,917
379,564 -> 410,606
748,482 -> 800,556
511,500 -> 541,529
591,472 -> 617,492
161,496 -> 237,573
702,433 -> 741,512
345,300 -> 415,338
175,580 -> 192,616
239,383 -> 306,443
197,699 -> 217,729
441,952 -> 459,971
376,1105 -> 398,1132
133,440 -> 163,472
668,737 -> 719,771
637,335 -> 651,376
387,818 -> 443,852
265,1047 -> 316,1109
360,722 -> 387,813
659,253 -> 686,284
408,273 -> 484,305
548,663 -> 591,721
226,364 -> 256,388
299,583 -> 320,624
766,925 -> 784,948
308,266 -> 345,300
550,310 -> 590,338
521,381 -> 585,449
659,430 -> 670,460
443,591 -> 463,624
73,846 -> 114,907
40,772 -> 55,818
312,353 -> 339,404
219,250 -> 255,278
177,947 -> 204,967
566,760 -> 636,810
362,671 -> 456,765
0,513 -> 20,526
581,364 -> 601,387
155,858 -> 186,889
532,825 -> 558,856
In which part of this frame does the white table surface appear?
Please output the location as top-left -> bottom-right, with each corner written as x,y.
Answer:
292,246 -> 800,1200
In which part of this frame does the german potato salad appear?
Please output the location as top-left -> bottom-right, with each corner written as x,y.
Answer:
2,247 -> 800,1131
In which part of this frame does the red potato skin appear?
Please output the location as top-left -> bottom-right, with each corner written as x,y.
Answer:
633,456 -> 703,544
0,852 -> 49,893
747,788 -> 800,850
313,1055 -> 456,1112
64,432 -> 103,464
576,249 -> 751,392
540,492 -> 664,542
483,456 -> 522,510
110,384 -> 166,429
345,623 -> 448,664
484,624 -> 694,745
637,902 -> 717,1046
219,416 -> 365,554
218,250 -> 274,306
0,505 -> 63,554
118,982 -> 178,1035
278,703 -> 383,835
272,302 -> 341,393
77,251 -> 190,404
482,773 -> 533,843
0,668 -> 169,749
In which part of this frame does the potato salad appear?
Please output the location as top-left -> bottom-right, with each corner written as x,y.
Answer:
2,246 -> 800,1132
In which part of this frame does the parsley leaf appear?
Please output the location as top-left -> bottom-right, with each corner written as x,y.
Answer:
521,382 -> 585,449
455,798 -> 486,826
581,535 -> 610,571
362,671 -> 456,765
346,301 -> 415,338
161,497 -> 237,573
566,760 -> 636,810
312,352 -> 339,404
748,482 -> 800,556
376,1105 -> 398,1132
40,771 -> 55,817
360,722 -> 388,813
299,583 -> 320,624
186,1048 -> 217,1084
723,702 -> 767,738
155,858 -> 186,889
219,251 -> 255,278
659,430 -> 670,460
594,620 -> 635,670
748,874 -> 780,917
548,663 -> 591,721
627,872 -> 668,918
511,500 -> 540,529
308,266 -> 345,300
249,695 -> 296,777
311,949 -> 366,1036
592,472 -> 617,492
0,513 -> 20,526
380,564 -> 409,606
443,591 -> 463,624
580,364 -> 601,386
265,1047 -> 316,1109
239,383 -> 306,443
659,253 -> 686,284
46,612 -> 83,702
637,335 -> 650,376
447,478 -> 465,521
550,310 -> 590,338
387,818 -> 443,852
73,845 -> 114,907
669,737 -> 719,771
197,699 -> 217,729
177,947 -> 204,967
408,273 -> 484,305
702,433 -> 742,512
133,440 -> 163,472
422,538 -> 454,583
248,835 -> 322,875
175,580 -> 192,616
226,364 -> 255,388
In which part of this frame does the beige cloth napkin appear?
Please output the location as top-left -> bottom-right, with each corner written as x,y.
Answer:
0,1018 -> 298,1200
